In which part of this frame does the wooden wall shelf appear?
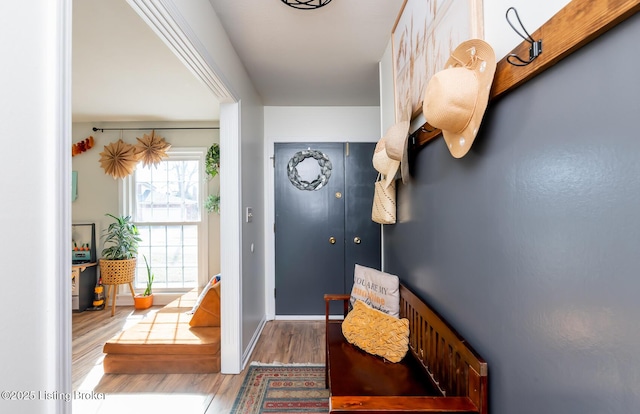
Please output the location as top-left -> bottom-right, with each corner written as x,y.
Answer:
411,0 -> 640,148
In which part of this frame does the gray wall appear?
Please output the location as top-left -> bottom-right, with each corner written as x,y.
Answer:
384,13 -> 640,414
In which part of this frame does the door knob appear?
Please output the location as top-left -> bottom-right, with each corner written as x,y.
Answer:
353,236 -> 361,244
329,237 -> 336,244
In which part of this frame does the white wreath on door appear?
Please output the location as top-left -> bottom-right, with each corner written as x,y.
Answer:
287,149 -> 332,191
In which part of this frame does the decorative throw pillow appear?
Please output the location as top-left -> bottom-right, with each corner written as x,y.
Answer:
189,281 -> 221,327
350,264 -> 400,318
190,274 -> 220,314
342,300 -> 409,363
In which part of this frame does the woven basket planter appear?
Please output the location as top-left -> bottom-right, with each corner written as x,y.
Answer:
99,258 -> 137,285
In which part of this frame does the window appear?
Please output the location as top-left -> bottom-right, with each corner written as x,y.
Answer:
123,148 -> 208,291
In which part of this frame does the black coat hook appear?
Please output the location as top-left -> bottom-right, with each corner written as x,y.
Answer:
506,7 -> 542,66
408,124 -> 438,148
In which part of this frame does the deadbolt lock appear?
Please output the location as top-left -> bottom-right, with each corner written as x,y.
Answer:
353,237 -> 361,244
329,237 -> 336,244
335,192 -> 342,199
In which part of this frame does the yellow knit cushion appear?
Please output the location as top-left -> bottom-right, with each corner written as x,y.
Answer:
341,299 -> 409,363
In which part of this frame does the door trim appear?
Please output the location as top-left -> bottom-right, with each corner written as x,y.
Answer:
220,102 -> 243,373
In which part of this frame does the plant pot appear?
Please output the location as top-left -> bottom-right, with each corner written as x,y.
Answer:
99,258 -> 137,285
134,294 -> 154,310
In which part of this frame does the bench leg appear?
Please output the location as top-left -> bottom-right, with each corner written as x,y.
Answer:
325,299 -> 329,388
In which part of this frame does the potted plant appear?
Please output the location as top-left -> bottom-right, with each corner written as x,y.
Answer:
205,193 -> 221,214
205,143 -> 221,214
134,255 -> 155,310
205,143 -> 220,179
99,213 -> 142,315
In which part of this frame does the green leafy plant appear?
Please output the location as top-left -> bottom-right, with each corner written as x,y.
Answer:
205,143 -> 220,179
205,143 -> 221,214
142,255 -> 154,296
205,194 -> 221,214
101,214 -> 142,260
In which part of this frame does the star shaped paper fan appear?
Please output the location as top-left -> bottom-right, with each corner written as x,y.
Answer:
135,130 -> 171,167
99,139 -> 139,179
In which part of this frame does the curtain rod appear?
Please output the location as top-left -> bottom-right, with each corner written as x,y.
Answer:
92,127 -> 219,132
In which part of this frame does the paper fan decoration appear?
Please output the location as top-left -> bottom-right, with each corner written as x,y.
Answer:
99,139 -> 139,179
135,130 -> 171,167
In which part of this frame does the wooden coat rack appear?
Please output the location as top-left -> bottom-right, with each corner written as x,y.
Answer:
410,0 -> 640,148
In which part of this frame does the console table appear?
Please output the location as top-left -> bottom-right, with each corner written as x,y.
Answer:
72,262 -> 97,312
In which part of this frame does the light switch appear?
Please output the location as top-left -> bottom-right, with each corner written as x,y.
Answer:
246,207 -> 253,223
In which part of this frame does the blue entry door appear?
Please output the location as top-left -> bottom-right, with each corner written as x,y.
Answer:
274,142 -> 381,315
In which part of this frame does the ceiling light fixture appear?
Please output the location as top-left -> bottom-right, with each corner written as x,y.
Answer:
281,0 -> 332,10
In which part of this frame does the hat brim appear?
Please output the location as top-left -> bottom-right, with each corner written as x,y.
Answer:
384,161 -> 400,187
372,138 -> 400,188
400,141 -> 410,184
429,39 -> 496,158
384,120 -> 410,161
383,120 -> 410,183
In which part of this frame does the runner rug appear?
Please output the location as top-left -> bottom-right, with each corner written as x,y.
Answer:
230,364 -> 329,413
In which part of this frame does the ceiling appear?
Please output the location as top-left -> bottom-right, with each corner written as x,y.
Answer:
72,0 -> 220,122
72,0 -> 404,122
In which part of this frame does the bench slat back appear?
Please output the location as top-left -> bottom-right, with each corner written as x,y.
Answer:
399,284 -> 488,413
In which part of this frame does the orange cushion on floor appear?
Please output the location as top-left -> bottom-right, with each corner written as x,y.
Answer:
189,281 -> 221,327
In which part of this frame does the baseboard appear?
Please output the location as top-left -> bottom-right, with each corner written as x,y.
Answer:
274,315 -> 344,321
274,315 -> 321,321
112,292 -> 184,307
241,316 -> 267,369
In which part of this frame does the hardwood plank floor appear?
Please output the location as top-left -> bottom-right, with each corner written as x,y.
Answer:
72,307 -> 325,413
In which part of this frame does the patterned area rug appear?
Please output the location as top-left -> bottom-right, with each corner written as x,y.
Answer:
231,364 -> 329,413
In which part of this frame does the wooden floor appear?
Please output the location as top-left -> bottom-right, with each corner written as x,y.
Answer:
72,306 -> 325,413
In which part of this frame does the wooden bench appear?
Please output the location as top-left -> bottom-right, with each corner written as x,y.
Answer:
324,284 -> 488,413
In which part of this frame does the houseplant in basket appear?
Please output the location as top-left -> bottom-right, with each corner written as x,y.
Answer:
134,255 -> 155,310
99,213 -> 142,316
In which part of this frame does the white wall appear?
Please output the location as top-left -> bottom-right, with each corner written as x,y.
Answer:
0,1 -> 71,413
484,0 -> 571,60
379,42 -> 396,137
263,106 -> 381,318
264,107 -> 381,141
71,121 -> 221,304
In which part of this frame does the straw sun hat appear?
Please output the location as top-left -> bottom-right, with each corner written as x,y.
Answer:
372,121 -> 410,187
423,39 -> 496,158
